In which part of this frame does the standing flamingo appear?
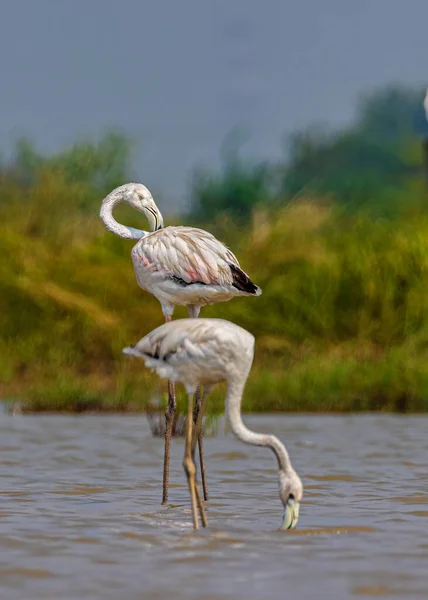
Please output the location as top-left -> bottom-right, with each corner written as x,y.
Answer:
123,318 -> 303,531
100,183 -> 261,504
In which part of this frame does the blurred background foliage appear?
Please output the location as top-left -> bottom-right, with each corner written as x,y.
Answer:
2,84 -> 428,413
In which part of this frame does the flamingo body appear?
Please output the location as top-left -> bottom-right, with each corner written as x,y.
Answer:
131,226 -> 260,314
126,317 -> 255,392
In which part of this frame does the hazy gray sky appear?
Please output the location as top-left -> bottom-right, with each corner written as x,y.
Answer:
1,0 -> 427,209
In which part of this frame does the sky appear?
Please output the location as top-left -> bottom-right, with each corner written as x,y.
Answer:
1,0 -> 427,210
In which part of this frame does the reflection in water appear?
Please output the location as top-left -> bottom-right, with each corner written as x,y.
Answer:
1,412 -> 428,599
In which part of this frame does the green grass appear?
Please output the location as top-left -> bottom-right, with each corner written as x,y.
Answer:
13,343 -> 428,414
3,171 -> 428,413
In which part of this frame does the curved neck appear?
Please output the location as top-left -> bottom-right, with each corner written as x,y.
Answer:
225,375 -> 293,474
100,188 -> 148,240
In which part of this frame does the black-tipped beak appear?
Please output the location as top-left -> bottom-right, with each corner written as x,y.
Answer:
281,498 -> 300,530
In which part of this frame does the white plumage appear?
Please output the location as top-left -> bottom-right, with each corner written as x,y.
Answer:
125,318 -> 254,392
124,318 -> 303,531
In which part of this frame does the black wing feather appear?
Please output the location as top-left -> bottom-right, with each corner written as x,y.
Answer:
228,263 -> 260,295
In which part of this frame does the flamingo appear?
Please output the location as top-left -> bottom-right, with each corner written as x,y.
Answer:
100,183 -> 262,504
123,318 -> 303,531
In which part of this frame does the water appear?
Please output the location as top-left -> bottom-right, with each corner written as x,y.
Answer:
1,412 -> 428,599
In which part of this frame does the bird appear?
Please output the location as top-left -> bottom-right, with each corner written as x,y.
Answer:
123,318 -> 303,531
100,183 -> 262,505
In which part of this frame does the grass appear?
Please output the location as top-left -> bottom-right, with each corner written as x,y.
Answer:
3,170 -> 428,414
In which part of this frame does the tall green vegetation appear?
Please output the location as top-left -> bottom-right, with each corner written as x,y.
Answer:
280,86 -> 428,214
2,84 -> 428,413
190,84 -> 428,220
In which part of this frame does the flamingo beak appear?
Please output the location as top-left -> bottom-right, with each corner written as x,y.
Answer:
281,497 -> 300,530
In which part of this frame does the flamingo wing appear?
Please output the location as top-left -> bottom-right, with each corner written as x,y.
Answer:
125,318 -> 230,367
134,226 -> 258,293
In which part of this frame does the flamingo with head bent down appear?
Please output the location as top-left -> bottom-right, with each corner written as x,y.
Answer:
123,318 -> 303,531
100,183 -> 261,504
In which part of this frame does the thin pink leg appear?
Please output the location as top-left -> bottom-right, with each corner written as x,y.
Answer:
162,313 -> 175,504
193,386 -> 209,501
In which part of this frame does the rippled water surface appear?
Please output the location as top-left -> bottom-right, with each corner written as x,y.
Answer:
1,410 -> 428,599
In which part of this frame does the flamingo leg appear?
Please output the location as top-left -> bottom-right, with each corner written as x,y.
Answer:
188,304 -> 209,502
193,387 -> 209,501
183,392 -> 200,530
191,388 -> 209,527
162,314 -> 176,505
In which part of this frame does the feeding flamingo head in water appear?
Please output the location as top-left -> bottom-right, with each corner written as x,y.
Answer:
279,469 -> 303,530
